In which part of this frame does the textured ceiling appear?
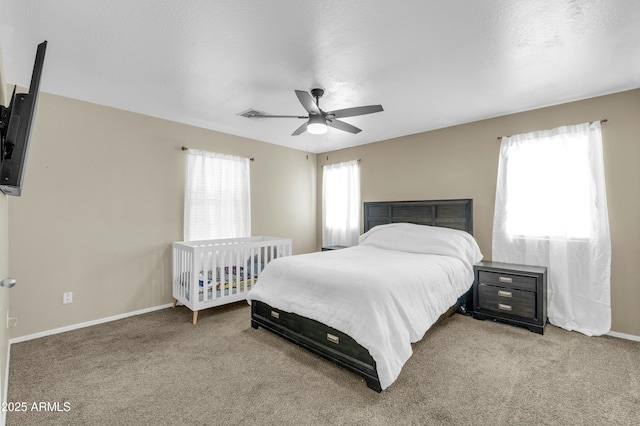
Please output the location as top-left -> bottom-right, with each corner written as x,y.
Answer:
1,1 -> 639,153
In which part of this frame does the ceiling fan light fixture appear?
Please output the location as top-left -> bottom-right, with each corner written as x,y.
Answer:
307,115 -> 327,135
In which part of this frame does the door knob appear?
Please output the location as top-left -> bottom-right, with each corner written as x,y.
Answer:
0,278 -> 16,288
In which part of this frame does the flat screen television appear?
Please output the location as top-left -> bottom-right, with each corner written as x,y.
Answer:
0,40 -> 47,196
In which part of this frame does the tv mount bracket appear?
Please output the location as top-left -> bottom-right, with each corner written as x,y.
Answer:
0,86 -> 17,165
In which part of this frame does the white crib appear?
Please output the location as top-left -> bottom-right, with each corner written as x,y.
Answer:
172,236 -> 292,324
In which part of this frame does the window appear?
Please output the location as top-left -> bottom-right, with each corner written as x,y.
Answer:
492,122 -> 611,336
322,160 -> 360,247
184,149 -> 250,241
500,126 -> 594,239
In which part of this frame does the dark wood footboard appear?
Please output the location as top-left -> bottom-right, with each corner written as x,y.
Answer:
250,287 -> 473,392
251,300 -> 382,392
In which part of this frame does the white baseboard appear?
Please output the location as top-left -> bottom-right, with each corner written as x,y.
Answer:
9,303 -> 174,344
8,303 -> 638,344
606,330 -> 640,342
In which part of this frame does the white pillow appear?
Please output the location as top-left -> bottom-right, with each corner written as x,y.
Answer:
359,222 -> 483,270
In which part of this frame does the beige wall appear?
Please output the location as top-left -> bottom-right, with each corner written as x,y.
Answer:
0,38 -> 10,410
6,86 -> 639,339
8,92 -> 317,338
318,89 -> 640,336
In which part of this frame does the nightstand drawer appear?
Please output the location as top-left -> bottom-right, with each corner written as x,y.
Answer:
478,270 -> 536,292
477,283 -> 536,319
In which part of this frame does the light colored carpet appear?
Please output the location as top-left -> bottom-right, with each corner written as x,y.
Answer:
7,302 -> 640,425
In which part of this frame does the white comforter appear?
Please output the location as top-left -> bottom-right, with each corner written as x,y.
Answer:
247,223 -> 483,390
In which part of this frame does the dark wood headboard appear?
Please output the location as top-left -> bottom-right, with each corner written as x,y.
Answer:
363,199 -> 473,235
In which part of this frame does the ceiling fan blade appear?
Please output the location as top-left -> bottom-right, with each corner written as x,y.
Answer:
295,90 -> 322,115
259,114 -> 308,119
328,105 -> 384,119
237,109 -> 307,119
291,122 -> 308,136
327,119 -> 361,134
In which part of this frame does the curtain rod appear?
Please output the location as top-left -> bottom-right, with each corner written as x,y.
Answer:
496,119 -> 608,140
322,158 -> 361,165
181,146 -> 254,161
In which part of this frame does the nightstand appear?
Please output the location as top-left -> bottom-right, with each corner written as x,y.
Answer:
472,261 -> 547,334
321,245 -> 348,251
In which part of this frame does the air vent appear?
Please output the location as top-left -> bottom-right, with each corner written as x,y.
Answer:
237,109 -> 268,119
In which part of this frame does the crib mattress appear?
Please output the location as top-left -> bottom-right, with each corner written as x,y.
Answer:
191,280 -> 256,302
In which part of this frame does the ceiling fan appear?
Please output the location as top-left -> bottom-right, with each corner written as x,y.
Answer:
241,88 -> 383,136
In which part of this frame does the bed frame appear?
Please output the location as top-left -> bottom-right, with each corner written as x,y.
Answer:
250,199 -> 474,392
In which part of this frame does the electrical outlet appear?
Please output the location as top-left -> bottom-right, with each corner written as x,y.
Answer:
6,311 -> 17,328
63,292 -> 73,304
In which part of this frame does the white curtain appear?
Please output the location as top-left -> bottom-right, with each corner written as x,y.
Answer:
184,149 -> 250,241
322,160 -> 361,247
492,122 -> 611,336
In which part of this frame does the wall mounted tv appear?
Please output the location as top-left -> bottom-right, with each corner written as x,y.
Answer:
0,40 -> 47,196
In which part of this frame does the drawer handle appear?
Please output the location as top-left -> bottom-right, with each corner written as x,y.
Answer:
498,303 -> 512,312
270,310 -> 280,319
327,333 -> 340,344
497,290 -> 512,298
498,276 -> 513,283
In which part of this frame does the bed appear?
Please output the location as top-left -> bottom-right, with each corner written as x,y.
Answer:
247,199 -> 481,391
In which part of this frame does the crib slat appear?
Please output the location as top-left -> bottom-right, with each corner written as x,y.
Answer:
205,250 -> 212,302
